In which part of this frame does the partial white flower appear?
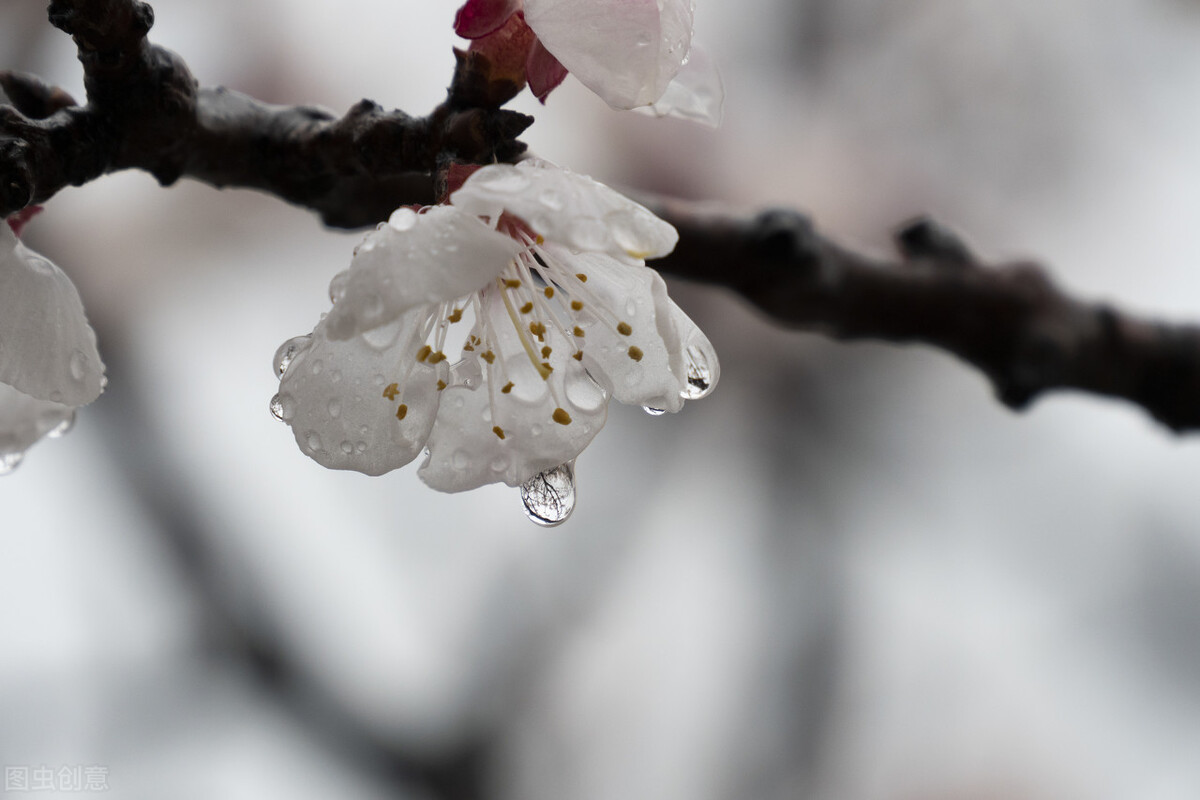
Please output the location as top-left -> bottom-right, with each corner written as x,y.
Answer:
273,161 -> 718,495
0,221 -> 105,471
454,0 -> 723,122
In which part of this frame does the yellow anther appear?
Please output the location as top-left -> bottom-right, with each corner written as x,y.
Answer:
382,383 -> 399,400
482,350 -> 496,364
396,403 -> 408,420
463,343 -> 475,352
617,322 -> 632,336
493,426 -> 506,440
571,300 -> 584,311
428,351 -> 447,364
572,326 -> 585,338
436,379 -> 447,391
543,286 -> 555,298
573,351 -> 584,361
447,308 -> 463,323
552,408 -> 572,425
541,362 -> 553,374
541,346 -> 552,358
416,345 -> 432,362
503,278 -> 522,289
501,381 -> 514,394
535,235 -> 545,245
628,346 -> 644,361
529,322 -> 546,340
520,301 -> 534,314
576,273 -> 588,282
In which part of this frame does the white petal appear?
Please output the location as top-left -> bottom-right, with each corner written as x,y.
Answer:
0,225 -> 104,405
451,161 -> 678,260
0,381 -> 75,461
561,247 -> 687,413
664,298 -> 719,400
325,206 -> 522,340
278,309 -> 440,476
637,42 -> 724,127
419,289 -> 607,492
524,0 -> 694,109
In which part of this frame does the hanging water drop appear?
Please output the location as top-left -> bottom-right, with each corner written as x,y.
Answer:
47,411 -> 76,438
520,460 -> 576,527
269,393 -> 286,422
0,451 -> 24,476
272,335 -> 311,377
680,338 -> 719,400
643,406 -> 666,416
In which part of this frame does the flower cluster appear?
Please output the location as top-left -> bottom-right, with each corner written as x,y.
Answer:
272,161 -> 717,493
0,217 -> 105,472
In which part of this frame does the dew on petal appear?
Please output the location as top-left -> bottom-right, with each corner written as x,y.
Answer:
388,207 -> 418,231
565,370 -> 606,412
273,335 -> 312,377
69,349 -> 89,382
520,460 -> 576,527
269,393 -> 286,421
306,432 -> 323,452
327,398 -> 342,418
478,170 -> 531,193
643,406 -> 666,416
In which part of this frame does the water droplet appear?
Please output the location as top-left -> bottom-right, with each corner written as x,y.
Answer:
49,390 -> 63,403
328,270 -> 350,304
25,254 -> 55,276
311,360 -> 324,375
340,440 -> 353,454
47,411 -> 76,438
643,406 -> 666,416
520,461 -> 576,527
491,456 -> 507,472
355,441 -> 367,453
564,369 -> 606,412
625,299 -> 638,317
327,399 -> 342,418
0,451 -> 23,475
388,207 -> 418,231
681,340 -> 717,400
69,349 -> 89,382
452,450 -> 470,470
273,335 -> 311,377
306,432 -> 323,452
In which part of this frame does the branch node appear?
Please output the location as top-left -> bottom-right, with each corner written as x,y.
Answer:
895,217 -> 975,270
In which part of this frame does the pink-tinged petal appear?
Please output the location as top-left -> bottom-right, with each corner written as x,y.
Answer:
523,0 -> 694,109
325,205 -> 522,341
639,42 -> 724,127
454,0 -> 523,39
6,206 -> 43,237
0,224 -> 104,406
526,37 -> 568,103
465,10 -> 538,91
278,311 -> 440,476
451,161 -> 678,260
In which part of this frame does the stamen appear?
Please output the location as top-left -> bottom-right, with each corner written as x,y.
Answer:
383,383 -> 399,400
416,345 -> 432,362
628,346 -> 644,361
502,381 -> 514,394
544,287 -> 555,298
576,273 -> 588,282
572,326 -> 585,338
447,308 -> 463,323
437,379 -> 447,390
493,426 -> 506,440
541,346 -> 552,358
520,301 -> 534,314
617,322 -> 632,336
396,404 -> 408,420
552,408 -> 572,425
573,352 -> 584,361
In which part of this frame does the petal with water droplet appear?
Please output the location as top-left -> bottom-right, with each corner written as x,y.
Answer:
636,41 -> 724,127
326,206 -> 522,340
520,460 -> 576,526
0,225 -> 104,406
451,161 -> 677,260
0,381 -> 76,469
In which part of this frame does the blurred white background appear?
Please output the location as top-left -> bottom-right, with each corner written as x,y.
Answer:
5,1 -> 1200,798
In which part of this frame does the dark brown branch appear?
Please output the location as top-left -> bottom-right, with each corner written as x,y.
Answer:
8,1 -> 1200,434
646,199 -> 1200,433
1,0 -> 531,225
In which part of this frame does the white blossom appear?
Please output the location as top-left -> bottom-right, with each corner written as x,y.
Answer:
273,161 -> 718,493
0,222 -> 104,470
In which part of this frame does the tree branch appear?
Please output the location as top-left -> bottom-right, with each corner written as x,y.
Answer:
6,1 -> 1200,434
645,199 -> 1200,433
2,0 -> 531,226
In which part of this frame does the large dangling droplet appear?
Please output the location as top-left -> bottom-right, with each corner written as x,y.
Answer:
520,460 -> 576,527
272,335 -> 312,377
680,335 -> 719,400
